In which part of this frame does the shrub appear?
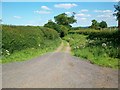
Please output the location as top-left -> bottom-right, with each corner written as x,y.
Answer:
2,25 -> 60,56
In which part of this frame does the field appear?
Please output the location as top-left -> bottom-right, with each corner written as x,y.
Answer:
63,29 -> 120,69
1,25 -> 61,63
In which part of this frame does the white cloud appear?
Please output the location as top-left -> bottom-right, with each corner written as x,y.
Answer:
94,10 -> 112,13
13,16 -> 22,19
80,9 -> 88,12
76,13 -> 91,17
97,12 -> 113,18
54,3 -> 77,9
41,6 -> 51,10
115,0 -> 120,2
97,15 -> 111,18
34,10 -> 51,14
80,18 -> 87,20
65,12 -> 71,14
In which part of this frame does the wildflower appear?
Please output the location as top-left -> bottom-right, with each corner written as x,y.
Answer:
5,50 -> 9,53
77,46 -> 79,48
89,40 -> 94,44
102,43 -> 106,47
7,52 -> 10,55
74,47 -> 76,49
38,44 -> 40,47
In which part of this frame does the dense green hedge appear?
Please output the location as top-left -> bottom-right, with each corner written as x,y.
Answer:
2,25 -> 60,56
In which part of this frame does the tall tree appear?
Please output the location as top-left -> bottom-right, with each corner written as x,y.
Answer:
113,1 -> 120,30
44,20 -> 60,33
44,20 -> 68,37
91,19 -> 99,29
44,20 -> 56,29
54,13 -> 77,27
99,21 -> 107,29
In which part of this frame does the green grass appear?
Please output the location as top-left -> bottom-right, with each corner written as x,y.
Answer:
1,39 -> 61,64
61,40 -> 68,52
2,25 -> 59,56
2,25 -> 61,63
63,34 -> 119,69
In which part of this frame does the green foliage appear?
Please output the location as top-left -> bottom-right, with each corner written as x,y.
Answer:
2,25 -> 60,57
59,25 -> 68,37
44,13 -> 76,37
69,28 -> 118,35
90,20 -> 108,29
44,20 -> 58,30
44,20 -> 69,37
2,39 -> 61,63
90,19 -> 100,29
63,30 -> 119,69
113,1 -> 120,30
99,21 -> 107,28
113,1 -> 120,20
54,13 -> 76,26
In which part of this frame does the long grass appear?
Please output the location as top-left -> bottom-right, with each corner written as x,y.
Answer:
63,31 -> 119,69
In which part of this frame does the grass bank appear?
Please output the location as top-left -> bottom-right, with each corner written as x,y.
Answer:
63,33 -> 119,69
2,25 -> 61,63
1,39 -> 61,63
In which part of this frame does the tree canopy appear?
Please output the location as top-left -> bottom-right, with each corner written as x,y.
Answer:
54,13 -> 77,27
99,21 -> 107,28
44,13 -> 77,37
113,1 -> 120,30
90,20 -> 108,29
90,19 -> 100,29
113,1 -> 120,20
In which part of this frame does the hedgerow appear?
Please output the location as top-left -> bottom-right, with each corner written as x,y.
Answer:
63,30 -> 119,69
2,25 -> 60,56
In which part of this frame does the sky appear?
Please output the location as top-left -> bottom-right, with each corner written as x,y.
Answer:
2,1 -> 119,27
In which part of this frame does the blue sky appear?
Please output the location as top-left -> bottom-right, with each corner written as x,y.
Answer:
2,2 -> 118,27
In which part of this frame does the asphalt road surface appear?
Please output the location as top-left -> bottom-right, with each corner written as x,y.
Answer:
2,42 -> 118,88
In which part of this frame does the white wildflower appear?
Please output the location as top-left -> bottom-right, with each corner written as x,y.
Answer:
7,52 -> 10,55
77,46 -> 79,48
74,47 -> 76,49
89,40 -> 94,43
6,50 -> 9,53
102,43 -> 106,47
38,44 -> 41,47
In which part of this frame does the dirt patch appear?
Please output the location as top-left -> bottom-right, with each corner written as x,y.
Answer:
55,41 -> 64,52
55,41 -> 71,54
68,62 -> 74,67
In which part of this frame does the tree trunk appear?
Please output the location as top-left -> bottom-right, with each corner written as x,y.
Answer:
118,19 -> 120,31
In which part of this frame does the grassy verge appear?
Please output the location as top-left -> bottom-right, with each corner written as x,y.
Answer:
63,34 -> 119,69
61,40 -> 68,52
1,39 -> 61,64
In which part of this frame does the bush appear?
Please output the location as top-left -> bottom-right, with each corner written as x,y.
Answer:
44,20 -> 69,37
2,25 -> 60,56
59,25 -> 68,37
